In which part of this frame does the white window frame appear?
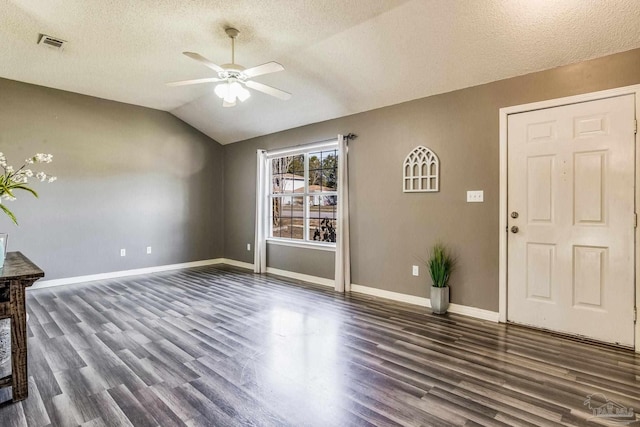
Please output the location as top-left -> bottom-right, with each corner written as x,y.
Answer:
265,140 -> 338,250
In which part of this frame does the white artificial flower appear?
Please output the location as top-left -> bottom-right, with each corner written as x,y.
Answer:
33,153 -> 53,163
0,152 -> 56,224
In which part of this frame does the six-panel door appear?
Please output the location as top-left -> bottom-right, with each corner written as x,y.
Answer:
507,94 -> 636,347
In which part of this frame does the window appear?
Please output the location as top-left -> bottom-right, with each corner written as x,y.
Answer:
269,145 -> 338,246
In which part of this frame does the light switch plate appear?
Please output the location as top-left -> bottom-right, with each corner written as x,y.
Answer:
467,190 -> 484,202
412,265 -> 419,276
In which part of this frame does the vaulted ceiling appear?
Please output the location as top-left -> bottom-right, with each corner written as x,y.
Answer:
2,0 -> 640,144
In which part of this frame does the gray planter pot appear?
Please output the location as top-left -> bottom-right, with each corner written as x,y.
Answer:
431,286 -> 449,314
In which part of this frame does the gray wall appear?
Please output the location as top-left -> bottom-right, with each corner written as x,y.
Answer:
224,48 -> 640,312
0,78 -> 224,280
267,245 -> 334,280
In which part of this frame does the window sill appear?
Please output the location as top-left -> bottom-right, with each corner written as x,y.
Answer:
266,238 -> 336,252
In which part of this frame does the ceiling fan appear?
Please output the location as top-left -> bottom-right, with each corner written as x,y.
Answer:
167,28 -> 291,107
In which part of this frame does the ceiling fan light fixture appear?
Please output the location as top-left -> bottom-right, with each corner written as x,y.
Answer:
224,93 -> 236,104
230,82 -> 250,102
214,83 -> 229,99
215,81 -> 250,105
237,87 -> 250,102
229,81 -> 242,95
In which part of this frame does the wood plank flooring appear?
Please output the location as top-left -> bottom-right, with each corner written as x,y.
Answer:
0,265 -> 638,426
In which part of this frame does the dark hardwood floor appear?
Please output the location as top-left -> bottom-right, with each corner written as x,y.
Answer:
0,265 -> 638,426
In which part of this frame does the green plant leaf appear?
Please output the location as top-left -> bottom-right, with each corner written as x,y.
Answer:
0,203 -> 18,225
10,185 -> 38,198
1,187 -> 15,198
427,242 -> 454,288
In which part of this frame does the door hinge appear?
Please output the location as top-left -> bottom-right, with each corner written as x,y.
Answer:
635,119 -> 638,134
634,306 -> 637,323
635,213 -> 638,228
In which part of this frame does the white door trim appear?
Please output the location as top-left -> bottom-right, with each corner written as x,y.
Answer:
498,84 -> 640,352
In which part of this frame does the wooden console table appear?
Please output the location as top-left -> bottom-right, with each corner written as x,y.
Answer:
0,252 -> 44,402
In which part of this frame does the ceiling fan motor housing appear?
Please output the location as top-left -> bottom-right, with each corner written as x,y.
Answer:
218,64 -> 247,81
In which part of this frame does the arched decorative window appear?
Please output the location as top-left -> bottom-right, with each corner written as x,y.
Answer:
403,146 -> 439,192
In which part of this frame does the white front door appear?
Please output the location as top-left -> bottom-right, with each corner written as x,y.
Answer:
507,94 -> 636,347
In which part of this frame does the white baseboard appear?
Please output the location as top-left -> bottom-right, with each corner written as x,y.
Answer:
219,259 -> 499,322
220,258 -> 254,270
449,303 -> 500,322
265,267 -> 334,288
350,283 -> 430,306
217,258 -> 334,288
33,257 -> 499,322
33,258 -> 225,289
350,283 -> 499,322
149,258 -> 336,289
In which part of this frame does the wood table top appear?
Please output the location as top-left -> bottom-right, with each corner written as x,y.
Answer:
0,252 -> 44,282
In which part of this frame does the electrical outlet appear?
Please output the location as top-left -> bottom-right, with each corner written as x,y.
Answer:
247,243 -> 251,251
146,246 -> 152,254
412,265 -> 419,276
467,190 -> 484,203
120,249 -> 126,257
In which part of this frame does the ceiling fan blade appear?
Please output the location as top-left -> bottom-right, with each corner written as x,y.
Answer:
183,52 -> 225,73
243,62 -> 285,78
245,80 -> 291,100
166,77 -> 223,86
223,99 -> 236,108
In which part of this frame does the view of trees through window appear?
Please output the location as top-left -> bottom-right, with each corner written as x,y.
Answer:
270,149 -> 338,243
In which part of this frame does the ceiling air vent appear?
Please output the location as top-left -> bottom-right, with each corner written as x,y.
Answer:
38,34 -> 66,51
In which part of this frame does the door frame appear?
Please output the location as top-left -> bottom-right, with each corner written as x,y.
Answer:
498,84 -> 640,352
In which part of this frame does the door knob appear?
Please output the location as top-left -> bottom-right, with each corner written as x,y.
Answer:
511,211 -> 519,219
511,226 -> 519,233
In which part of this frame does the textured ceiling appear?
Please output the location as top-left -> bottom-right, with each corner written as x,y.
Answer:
2,0 -> 640,144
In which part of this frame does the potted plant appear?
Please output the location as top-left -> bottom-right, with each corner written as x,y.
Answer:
0,152 -> 55,368
426,242 -> 454,314
1,152 -> 56,226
